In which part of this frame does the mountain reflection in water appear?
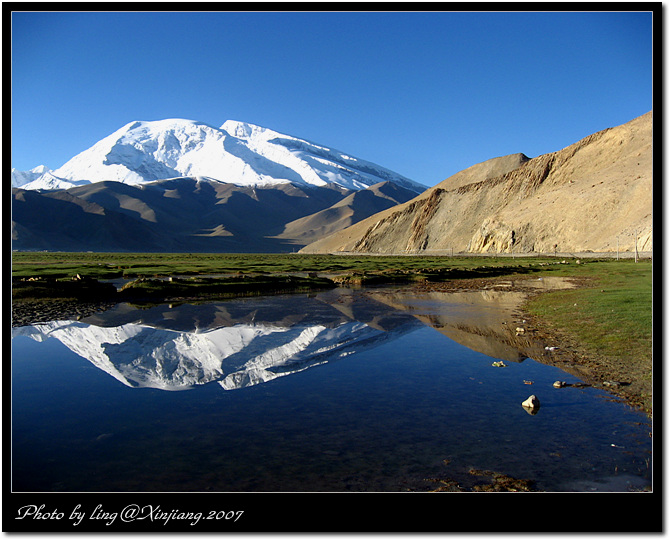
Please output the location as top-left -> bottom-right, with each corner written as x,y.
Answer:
12,289 -> 430,391
12,284 -> 568,392
11,285 -> 653,493
366,288 -> 545,363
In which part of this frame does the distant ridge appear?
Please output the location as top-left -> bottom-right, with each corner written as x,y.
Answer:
12,178 -> 419,252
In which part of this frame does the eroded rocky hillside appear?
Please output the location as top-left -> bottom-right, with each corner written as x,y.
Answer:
301,112 -> 652,254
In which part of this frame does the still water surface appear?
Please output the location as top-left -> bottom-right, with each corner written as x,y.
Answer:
11,287 -> 651,492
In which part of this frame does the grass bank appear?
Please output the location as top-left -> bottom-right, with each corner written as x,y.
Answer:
523,259 -> 653,414
10,251 -> 563,302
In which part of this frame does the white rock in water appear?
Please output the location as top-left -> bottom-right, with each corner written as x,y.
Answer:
522,395 -> 540,409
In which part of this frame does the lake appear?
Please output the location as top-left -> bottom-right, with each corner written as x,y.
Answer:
11,286 -> 652,492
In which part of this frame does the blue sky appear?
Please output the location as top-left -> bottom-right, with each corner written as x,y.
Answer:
11,9 -> 654,187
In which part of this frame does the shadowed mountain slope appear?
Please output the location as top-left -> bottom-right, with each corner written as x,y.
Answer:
12,178 -> 419,252
273,181 -> 421,246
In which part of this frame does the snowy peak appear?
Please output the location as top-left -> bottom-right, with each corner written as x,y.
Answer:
16,118 -> 425,193
11,165 -> 51,187
52,118 -> 228,186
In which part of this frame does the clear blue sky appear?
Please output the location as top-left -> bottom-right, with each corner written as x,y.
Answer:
11,9 -> 654,187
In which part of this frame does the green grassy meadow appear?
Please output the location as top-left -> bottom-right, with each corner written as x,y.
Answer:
524,258 -> 653,410
11,251 -> 563,280
525,260 -> 652,359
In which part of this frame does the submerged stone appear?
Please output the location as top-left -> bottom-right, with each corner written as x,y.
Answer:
522,395 -> 541,413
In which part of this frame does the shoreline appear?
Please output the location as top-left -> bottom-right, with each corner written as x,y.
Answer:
11,298 -> 120,328
11,276 -> 651,416
413,276 -> 652,416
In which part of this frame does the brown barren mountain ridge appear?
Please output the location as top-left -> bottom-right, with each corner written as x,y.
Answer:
12,178 -> 419,253
300,112 -> 652,254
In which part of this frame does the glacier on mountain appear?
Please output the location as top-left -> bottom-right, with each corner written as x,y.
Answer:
14,118 -> 424,193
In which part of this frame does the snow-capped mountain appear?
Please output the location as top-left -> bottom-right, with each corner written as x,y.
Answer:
12,118 -> 425,251
17,118 -> 424,192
